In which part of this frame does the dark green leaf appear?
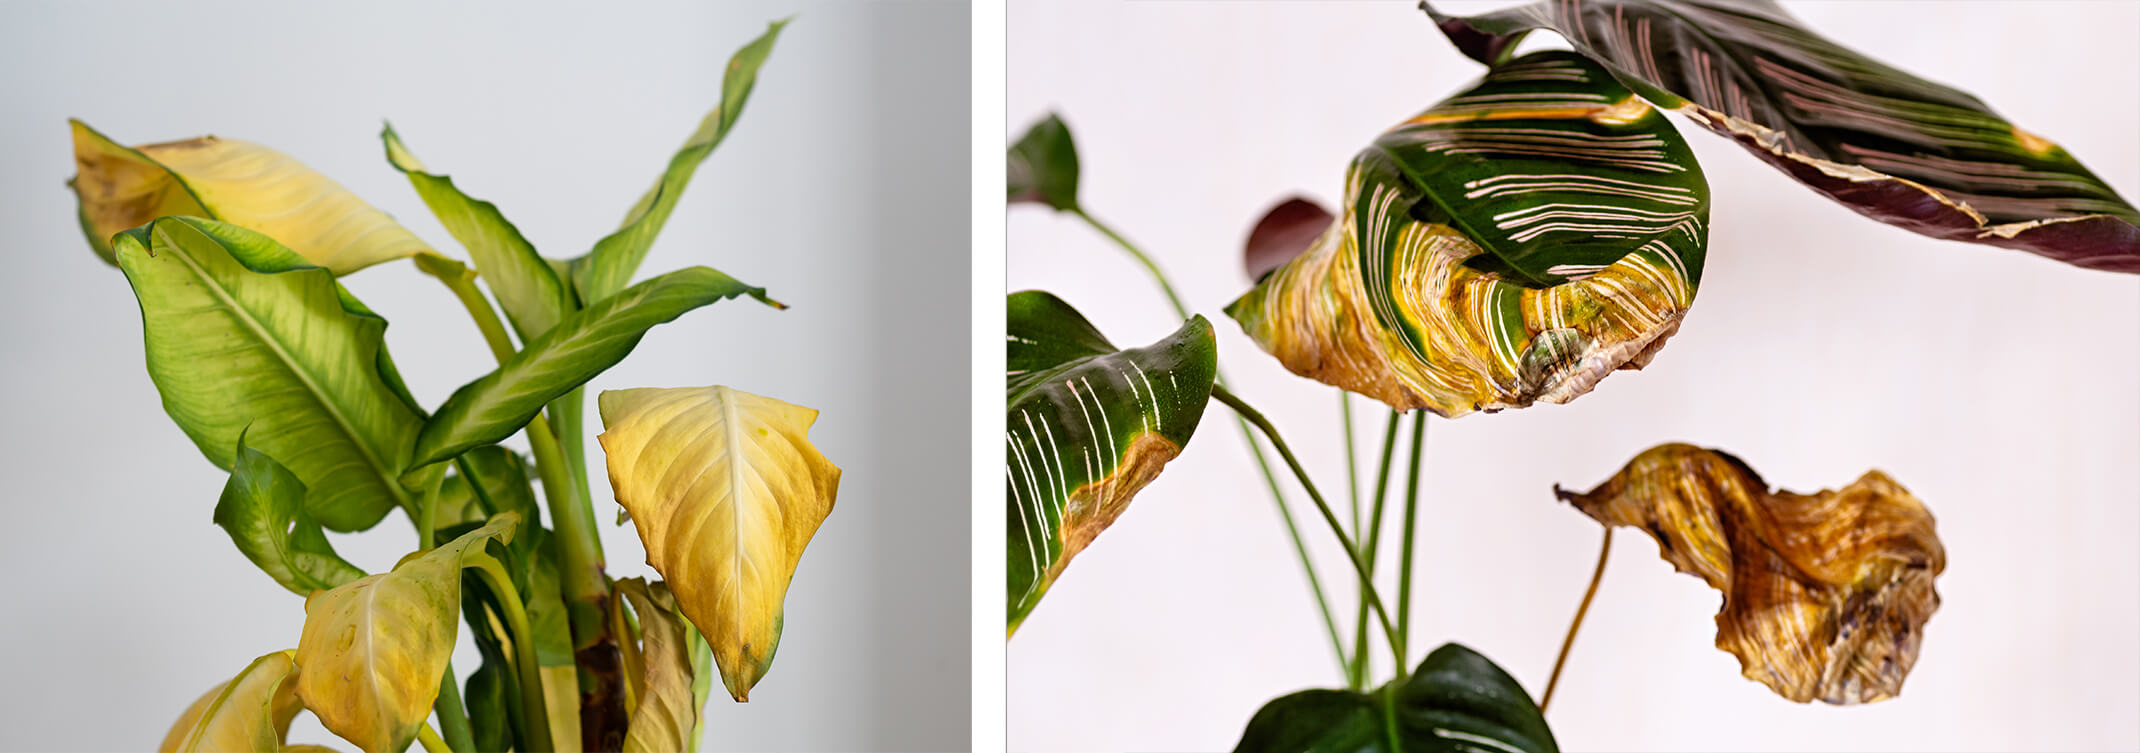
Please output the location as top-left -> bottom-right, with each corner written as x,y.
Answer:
431,446 -> 540,531
383,124 -> 573,341
1008,113 -> 1081,211
1005,291 -> 1216,634
411,266 -> 775,467
1235,644 -> 1558,753
1424,0 -> 2140,273
213,433 -> 366,596
463,652 -> 516,753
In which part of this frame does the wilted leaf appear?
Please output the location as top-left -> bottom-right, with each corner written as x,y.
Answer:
1007,113 -> 1080,211
618,579 -> 699,753
1554,443 -> 1945,704
115,217 -> 424,531
214,434 -> 367,596
71,120 -> 431,273
1227,51 -> 1704,417
598,386 -> 841,702
1234,643 -> 1558,753
383,124 -> 572,342
1005,291 -> 1217,634
160,650 -> 303,753
1425,0 -> 2140,273
1243,197 -> 1335,281
294,515 -> 519,753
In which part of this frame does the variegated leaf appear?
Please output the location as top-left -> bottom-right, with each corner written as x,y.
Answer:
1227,51 -> 1705,416
1426,0 -> 2140,273
1005,291 -> 1217,634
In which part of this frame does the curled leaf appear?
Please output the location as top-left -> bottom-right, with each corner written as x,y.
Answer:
598,386 -> 841,702
213,435 -> 366,596
1243,197 -> 1334,281
1227,51 -> 1705,416
160,650 -> 303,753
617,579 -> 699,753
1555,444 -> 1945,704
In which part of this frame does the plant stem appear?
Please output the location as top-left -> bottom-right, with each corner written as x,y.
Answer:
1347,412 -> 1402,691
428,264 -> 518,365
1210,385 -> 1400,658
1394,413 -> 1427,677
417,724 -> 453,753
1342,393 -> 1360,544
470,556 -> 555,753
1541,527 -> 1612,714
433,669 -> 476,753
1072,209 -> 1189,318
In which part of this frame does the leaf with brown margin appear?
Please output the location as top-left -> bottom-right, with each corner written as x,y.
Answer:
1554,443 -> 1945,704
618,579 -> 699,753
598,386 -> 841,702
160,650 -> 303,753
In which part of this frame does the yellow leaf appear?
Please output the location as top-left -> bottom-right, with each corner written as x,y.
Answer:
160,650 -> 303,753
69,120 -> 431,274
1556,444 -> 1945,704
540,665 -> 585,753
294,515 -> 518,753
618,578 -> 699,753
598,386 -> 841,702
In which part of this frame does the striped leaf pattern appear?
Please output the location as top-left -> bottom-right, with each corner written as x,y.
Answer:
1426,0 -> 2140,273
1233,643 -> 1558,753
1227,51 -> 1706,417
1005,292 -> 1216,634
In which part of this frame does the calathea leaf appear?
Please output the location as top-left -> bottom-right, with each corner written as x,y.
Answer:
1555,443 -> 1945,704
1235,643 -> 1558,753
213,433 -> 367,596
571,19 -> 787,305
114,217 -> 424,531
382,124 -> 573,341
70,120 -> 432,273
160,650 -> 304,753
598,385 -> 841,702
1005,291 -> 1217,634
1227,51 -> 1706,417
410,266 -> 778,468
1007,113 -> 1080,211
617,579 -> 699,753
1425,0 -> 2140,273
294,514 -> 520,753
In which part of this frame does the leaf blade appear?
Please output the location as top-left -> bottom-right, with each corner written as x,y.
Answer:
160,650 -> 304,753
382,124 -> 572,341
214,435 -> 367,596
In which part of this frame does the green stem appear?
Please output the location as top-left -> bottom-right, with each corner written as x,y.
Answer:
426,263 -> 517,365
1211,385 -> 1400,658
470,556 -> 555,753
1072,209 -> 1190,319
433,668 -> 476,753
416,724 -> 453,753
1394,412 -> 1427,677
1541,527 -> 1612,714
526,415 -> 608,643
1342,392 -> 1360,543
1348,412 -> 1402,691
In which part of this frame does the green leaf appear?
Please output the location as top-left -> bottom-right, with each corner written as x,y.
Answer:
214,434 -> 367,596
571,19 -> 787,305
463,660 -> 515,753
410,266 -> 776,468
1226,52 -> 1703,417
115,217 -> 423,531
1007,113 -> 1080,211
430,446 -> 539,531
382,124 -> 573,341
1005,291 -> 1217,635
1424,0 -> 2140,273
1234,643 -> 1558,753
159,650 -> 303,753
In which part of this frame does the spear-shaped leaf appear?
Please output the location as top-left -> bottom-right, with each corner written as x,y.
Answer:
71,120 -> 431,273
214,435 -> 366,596
1425,0 -> 2140,273
1007,113 -> 1080,211
382,124 -> 572,341
1005,291 -> 1217,634
598,386 -> 841,702
114,217 -> 424,531
1227,51 -> 1705,417
159,650 -> 304,753
1235,643 -> 1558,753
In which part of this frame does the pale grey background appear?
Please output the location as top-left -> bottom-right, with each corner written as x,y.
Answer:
0,1 -> 969,750
1009,1 -> 2139,752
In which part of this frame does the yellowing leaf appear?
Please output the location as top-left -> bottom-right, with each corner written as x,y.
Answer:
70,120 -> 431,274
160,650 -> 303,753
294,515 -> 519,753
1555,444 -> 1945,704
618,579 -> 699,753
598,386 -> 841,702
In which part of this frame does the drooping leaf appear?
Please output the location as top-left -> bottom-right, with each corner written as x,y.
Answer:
429,446 -> 539,530
213,434 -> 367,596
1227,51 -> 1704,417
115,217 -> 424,531
383,124 -> 573,341
1425,0 -> 2140,273
71,120 -> 431,274
411,267 -> 777,468
618,579 -> 700,753
1554,443 -> 1945,704
1005,291 -> 1217,634
598,385 -> 841,702
1243,197 -> 1335,280
294,514 -> 520,753
684,620 -> 714,753
1007,113 -> 1080,211
1235,643 -> 1558,753
571,20 -> 787,305
160,650 -> 304,753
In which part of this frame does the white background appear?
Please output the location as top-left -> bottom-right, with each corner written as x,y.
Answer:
0,1 -> 969,751
1009,2 -> 2139,752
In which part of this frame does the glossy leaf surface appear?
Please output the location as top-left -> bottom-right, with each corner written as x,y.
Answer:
1234,644 -> 1558,753
214,435 -> 366,596
598,385 -> 841,702
71,120 -> 430,273
160,650 -> 303,753
618,579 -> 699,753
1007,113 -> 1080,211
115,217 -> 423,531
383,124 -> 571,341
1228,52 -> 1704,417
1005,291 -> 1217,634
1426,0 -> 2140,273
1556,444 -> 1945,704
